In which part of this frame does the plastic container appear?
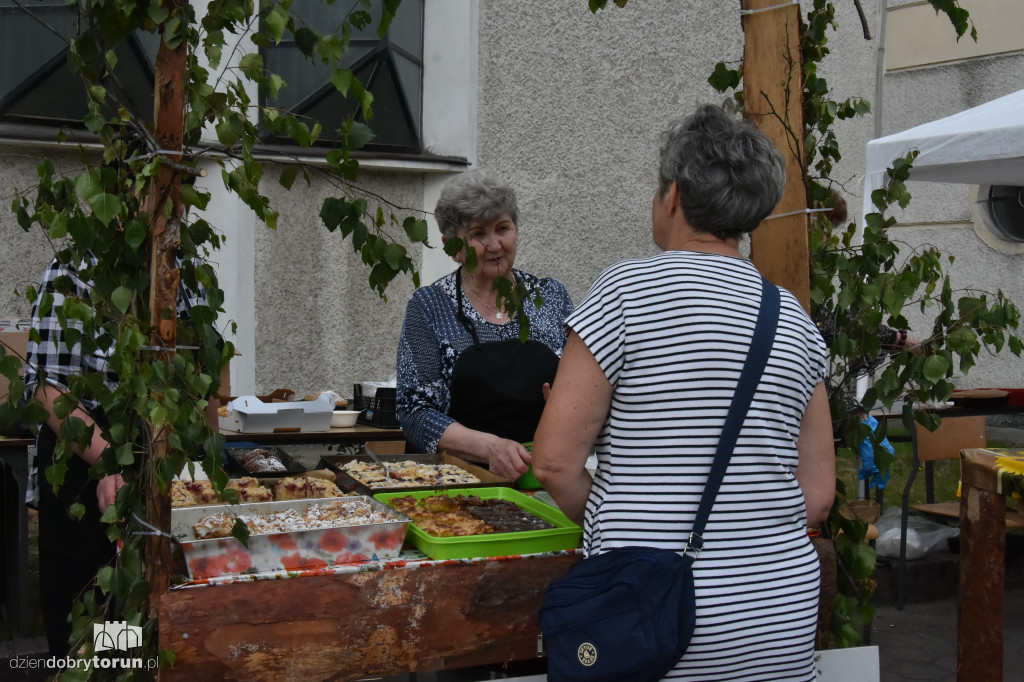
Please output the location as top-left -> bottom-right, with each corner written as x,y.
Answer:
516,442 -> 542,489
373,486 -> 582,560
331,410 -> 360,428
516,465 -> 543,490
353,384 -> 399,428
172,496 -> 411,579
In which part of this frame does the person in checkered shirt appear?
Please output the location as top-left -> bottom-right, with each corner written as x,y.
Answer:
24,251 -> 208,658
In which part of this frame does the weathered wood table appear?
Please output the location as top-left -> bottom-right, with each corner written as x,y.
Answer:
159,550 -> 578,681
957,447 -> 1024,682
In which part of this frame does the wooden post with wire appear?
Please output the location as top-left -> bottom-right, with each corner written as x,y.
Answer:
146,0 -> 189,616
740,0 -> 811,311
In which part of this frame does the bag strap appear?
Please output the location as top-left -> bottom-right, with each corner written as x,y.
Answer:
685,276 -> 780,556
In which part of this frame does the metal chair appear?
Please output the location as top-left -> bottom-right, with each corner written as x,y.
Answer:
895,415 -> 1023,608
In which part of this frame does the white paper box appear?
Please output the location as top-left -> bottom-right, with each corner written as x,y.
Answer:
218,392 -> 334,433
0,317 -> 31,333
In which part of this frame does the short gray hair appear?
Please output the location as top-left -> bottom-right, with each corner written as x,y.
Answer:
434,169 -> 519,238
658,104 -> 786,239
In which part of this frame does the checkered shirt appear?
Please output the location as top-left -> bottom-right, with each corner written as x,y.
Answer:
23,254 -> 207,417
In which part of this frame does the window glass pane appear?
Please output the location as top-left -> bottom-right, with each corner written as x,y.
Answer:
0,5 -> 79,100
265,44 -> 373,112
987,185 -> 1024,243
389,0 -> 422,57
261,0 -> 423,153
394,54 -> 421,136
1,3 -> 158,129
4,61 -> 89,125
290,0 -> 374,40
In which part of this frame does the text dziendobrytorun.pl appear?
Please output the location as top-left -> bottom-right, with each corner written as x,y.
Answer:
8,655 -> 159,671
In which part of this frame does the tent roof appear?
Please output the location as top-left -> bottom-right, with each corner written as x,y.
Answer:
862,89 -> 1024,220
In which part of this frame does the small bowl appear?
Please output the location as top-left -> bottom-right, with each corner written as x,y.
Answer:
331,410 -> 360,428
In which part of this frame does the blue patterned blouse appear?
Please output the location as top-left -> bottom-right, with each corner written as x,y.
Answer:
396,268 -> 574,453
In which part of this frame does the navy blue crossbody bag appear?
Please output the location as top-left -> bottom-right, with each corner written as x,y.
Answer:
538,277 -> 780,682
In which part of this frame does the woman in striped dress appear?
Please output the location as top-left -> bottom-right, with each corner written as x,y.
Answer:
533,104 -> 835,681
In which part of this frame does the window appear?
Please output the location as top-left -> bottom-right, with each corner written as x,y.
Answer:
0,1 -> 158,128
1,0 -> 425,156
977,185 -> 1024,243
261,0 -> 424,154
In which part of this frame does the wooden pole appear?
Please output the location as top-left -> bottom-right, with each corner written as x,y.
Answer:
740,0 -> 811,310
957,449 -> 1006,682
146,2 -> 188,615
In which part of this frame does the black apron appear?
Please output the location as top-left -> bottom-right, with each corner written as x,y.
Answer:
448,269 -> 559,444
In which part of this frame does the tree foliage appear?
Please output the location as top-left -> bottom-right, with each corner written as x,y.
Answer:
2,0 -> 432,674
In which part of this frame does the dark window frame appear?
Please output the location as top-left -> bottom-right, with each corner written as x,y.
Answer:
978,185 -> 1024,244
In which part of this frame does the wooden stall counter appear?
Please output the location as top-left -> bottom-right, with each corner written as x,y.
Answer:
159,550 -> 579,681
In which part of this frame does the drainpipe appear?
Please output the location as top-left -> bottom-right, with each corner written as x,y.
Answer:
860,1 -> 889,409
874,0 -> 888,140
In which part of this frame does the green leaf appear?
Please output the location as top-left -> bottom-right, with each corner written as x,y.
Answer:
294,27 -> 317,57
238,53 -> 264,81
347,121 -> 375,150
148,2 -> 170,24
164,17 -> 185,50
87,193 -> 121,226
922,354 -> 950,382
216,115 -> 244,147
232,518 -> 250,547
279,165 -> 297,190
88,85 -> 107,104
180,184 -> 211,210
74,172 -> 102,202
707,62 -> 741,92
122,218 -> 147,251
265,5 -> 290,43
330,69 -> 353,96
383,242 -> 407,270
96,565 -> 114,593
69,502 -> 85,521
443,236 -> 465,258
111,286 -> 133,314
403,216 -> 429,244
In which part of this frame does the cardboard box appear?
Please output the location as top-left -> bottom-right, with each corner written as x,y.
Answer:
218,392 -> 334,433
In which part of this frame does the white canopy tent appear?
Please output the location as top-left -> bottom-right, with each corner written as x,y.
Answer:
862,88 -> 1024,223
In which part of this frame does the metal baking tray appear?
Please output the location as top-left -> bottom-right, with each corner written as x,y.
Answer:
373,487 -> 582,560
171,496 -> 410,579
318,452 -> 511,496
225,446 -> 306,478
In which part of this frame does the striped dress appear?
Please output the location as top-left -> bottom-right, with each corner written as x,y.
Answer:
567,251 -> 827,681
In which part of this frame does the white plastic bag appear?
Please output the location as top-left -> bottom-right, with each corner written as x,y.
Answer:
873,506 -> 959,559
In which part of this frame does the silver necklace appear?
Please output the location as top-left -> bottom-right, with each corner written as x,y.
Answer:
467,284 -> 506,319
466,274 -> 516,321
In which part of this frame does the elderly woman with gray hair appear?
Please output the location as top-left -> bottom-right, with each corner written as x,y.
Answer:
532,104 -> 835,680
396,170 -> 574,480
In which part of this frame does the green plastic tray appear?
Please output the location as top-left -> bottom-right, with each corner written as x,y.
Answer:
373,487 -> 582,560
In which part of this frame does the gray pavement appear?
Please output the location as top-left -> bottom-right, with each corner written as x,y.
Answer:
871,588 -> 1024,682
